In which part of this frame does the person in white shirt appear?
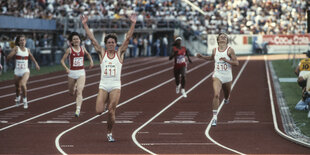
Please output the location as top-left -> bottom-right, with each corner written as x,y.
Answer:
7,35 -> 40,109
196,33 -> 239,126
81,13 -> 136,142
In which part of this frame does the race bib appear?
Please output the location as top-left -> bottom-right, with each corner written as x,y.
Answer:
176,56 -> 185,64
216,62 -> 228,71
73,57 -> 83,67
16,61 -> 27,69
104,64 -> 116,77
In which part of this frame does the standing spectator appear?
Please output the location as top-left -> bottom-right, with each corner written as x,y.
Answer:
155,37 -> 161,56
162,35 -> 168,56
143,36 -> 148,56
138,36 -> 144,56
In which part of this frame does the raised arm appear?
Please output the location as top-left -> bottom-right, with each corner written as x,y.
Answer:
118,14 -> 137,58
81,15 -> 102,53
28,49 -> 40,70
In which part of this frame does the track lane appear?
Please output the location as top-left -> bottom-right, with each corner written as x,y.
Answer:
56,60 -> 209,154
209,58 -> 310,154
0,57 -> 200,154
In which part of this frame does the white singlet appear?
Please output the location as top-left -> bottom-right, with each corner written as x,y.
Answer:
212,47 -> 232,83
14,47 -> 30,77
99,51 -> 122,92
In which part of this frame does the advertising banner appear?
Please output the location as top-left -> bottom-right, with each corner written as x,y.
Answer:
207,34 -> 259,55
207,34 -> 310,55
262,34 -> 310,54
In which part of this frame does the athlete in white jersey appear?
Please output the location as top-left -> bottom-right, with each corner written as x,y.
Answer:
7,35 -> 40,109
196,33 -> 239,126
82,13 -> 136,142
99,51 -> 122,92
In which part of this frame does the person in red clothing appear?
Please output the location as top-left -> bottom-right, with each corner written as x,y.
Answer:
169,37 -> 192,98
61,32 -> 94,117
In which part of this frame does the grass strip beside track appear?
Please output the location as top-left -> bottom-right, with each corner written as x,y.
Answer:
272,59 -> 310,137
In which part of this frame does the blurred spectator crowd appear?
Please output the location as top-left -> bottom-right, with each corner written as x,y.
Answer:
0,0 -> 309,36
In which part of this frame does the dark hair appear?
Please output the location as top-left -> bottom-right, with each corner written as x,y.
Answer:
68,32 -> 80,44
104,33 -> 117,44
15,35 -> 26,46
217,33 -> 229,44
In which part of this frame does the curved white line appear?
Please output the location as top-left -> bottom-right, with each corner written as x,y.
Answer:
132,71 -> 213,155
55,62 -> 209,155
204,56 -> 250,155
264,55 -> 310,148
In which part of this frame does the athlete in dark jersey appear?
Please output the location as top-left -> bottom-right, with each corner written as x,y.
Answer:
169,37 -> 192,98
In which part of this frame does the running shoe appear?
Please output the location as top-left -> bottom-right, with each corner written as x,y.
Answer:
176,84 -> 181,94
75,109 -> 80,117
15,98 -> 20,107
308,110 -> 310,118
211,118 -> 217,126
23,101 -> 28,109
107,133 -> 115,142
224,99 -> 229,104
181,89 -> 187,98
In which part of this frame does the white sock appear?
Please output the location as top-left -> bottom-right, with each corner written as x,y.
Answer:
23,97 -> 27,103
16,96 -> 20,101
76,106 -> 81,111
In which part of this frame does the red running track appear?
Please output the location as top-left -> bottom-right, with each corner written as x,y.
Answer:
0,56 -> 309,154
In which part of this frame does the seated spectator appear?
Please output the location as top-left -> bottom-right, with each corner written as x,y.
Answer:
298,74 -> 310,118
295,51 -> 310,111
295,51 -> 310,88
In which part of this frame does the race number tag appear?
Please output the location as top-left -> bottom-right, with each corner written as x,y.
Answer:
216,62 -> 228,71
73,57 -> 83,67
176,56 -> 185,64
104,64 -> 116,77
16,61 -> 27,69
300,61 -> 310,71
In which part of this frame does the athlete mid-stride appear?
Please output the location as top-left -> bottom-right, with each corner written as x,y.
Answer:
196,33 -> 239,126
7,35 -> 40,109
169,37 -> 192,98
82,13 -> 136,142
61,32 -> 94,117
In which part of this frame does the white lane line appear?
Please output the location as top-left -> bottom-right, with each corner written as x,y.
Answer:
158,133 -> 183,135
0,61 -> 179,130
132,71 -> 214,155
0,60 -> 172,112
163,121 -> 197,124
37,120 -> 70,124
204,56 -> 250,155
264,56 -> 310,148
55,61 -> 209,155
101,121 -> 133,124
0,59 -> 170,99
141,142 -> 214,146
0,58 -> 160,91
